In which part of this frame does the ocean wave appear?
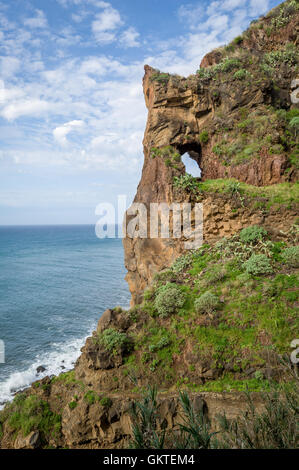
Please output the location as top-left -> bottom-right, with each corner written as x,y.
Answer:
0,332 -> 92,409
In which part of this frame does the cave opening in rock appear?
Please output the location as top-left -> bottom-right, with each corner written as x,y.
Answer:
177,143 -> 202,178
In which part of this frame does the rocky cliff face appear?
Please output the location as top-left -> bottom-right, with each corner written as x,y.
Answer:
124,2 -> 299,304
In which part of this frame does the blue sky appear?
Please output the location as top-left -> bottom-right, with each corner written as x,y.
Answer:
0,0 -> 281,225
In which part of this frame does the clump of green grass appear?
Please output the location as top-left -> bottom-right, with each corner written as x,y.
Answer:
68,401 -> 77,410
198,179 -> 299,210
149,336 -> 170,353
6,394 -> 61,440
84,390 -> 99,405
199,130 -> 209,144
149,71 -> 170,85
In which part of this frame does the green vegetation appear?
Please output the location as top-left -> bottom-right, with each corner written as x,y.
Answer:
233,35 -> 243,45
154,283 -> 186,318
4,394 -> 61,440
196,57 -> 242,79
194,291 -> 219,314
264,44 -> 298,68
150,145 -> 181,167
233,68 -> 251,80
244,254 -> 273,275
149,71 -> 170,85
270,0 -> 299,30
199,130 -> 209,144
97,328 -> 132,355
68,401 -> 77,410
172,253 -> 193,273
130,224 -> 298,390
196,179 -> 299,211
84,390 -> 99,405
82,391 -> 112,408
130,386 -> 215,449
217,378 -> 299,448
239,225 -> 268,244
281,246 -> 299,267
130,376 -> 299,448
99,396 -> 112,408
173,174 -> 198,194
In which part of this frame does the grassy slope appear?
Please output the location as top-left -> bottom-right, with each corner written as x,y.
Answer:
121,217 -> 299,393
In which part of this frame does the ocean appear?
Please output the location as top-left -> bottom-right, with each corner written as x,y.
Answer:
0,225 -> 130,407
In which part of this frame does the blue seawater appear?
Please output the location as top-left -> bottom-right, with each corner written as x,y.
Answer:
0,225 -> 130,406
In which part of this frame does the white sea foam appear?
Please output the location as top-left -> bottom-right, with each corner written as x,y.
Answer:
0,332 -> 93,409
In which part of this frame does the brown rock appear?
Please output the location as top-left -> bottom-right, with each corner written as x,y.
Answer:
14,431 -> 40,449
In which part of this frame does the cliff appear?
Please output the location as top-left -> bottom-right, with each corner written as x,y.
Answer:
124,1 -> 299,304
0,0 -> 298,449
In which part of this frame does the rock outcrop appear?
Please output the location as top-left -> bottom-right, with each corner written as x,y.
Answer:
124,3 -> 299,303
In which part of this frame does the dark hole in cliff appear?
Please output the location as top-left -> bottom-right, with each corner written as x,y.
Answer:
177,143 -> 202,178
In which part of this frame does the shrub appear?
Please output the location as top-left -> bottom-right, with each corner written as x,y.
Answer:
98,328 -> 131,355
130,386 -> 215,449
154,269 -> 174,283
68,401 -> 77,410
194,291 -> 219,314
263,44 -> 298,68
244,254 -> 273,275
289,116 -> 299,136
281,246 -> 299,268
233,36 -> 243,45
173,174 -> 198,194
217,57 -> 241,72
196,67 -> 214,79
204,266 -> 226,284
234,69 -> 249,80
150,71 -> 170,85
149,336 -> 170,353
240,225 -> 268,244
130,375 -> 299,449
172,253 -> 193,273
199,130 -> 209,144
84,391 -> 98,405
99,396 -> 112,408
154,283 -> 186,318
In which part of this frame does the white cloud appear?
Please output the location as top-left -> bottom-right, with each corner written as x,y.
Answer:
92,3 -> 123,43
1,99 -> 51,120
24,9 -> 48,29
53,120 -> 85,146
120,27 -> 140,48
0,80 -> 24,104
249,0 -> 269,16
0,56 -> 20,78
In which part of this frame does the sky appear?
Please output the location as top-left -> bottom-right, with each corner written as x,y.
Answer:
0,0 -> 281,225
